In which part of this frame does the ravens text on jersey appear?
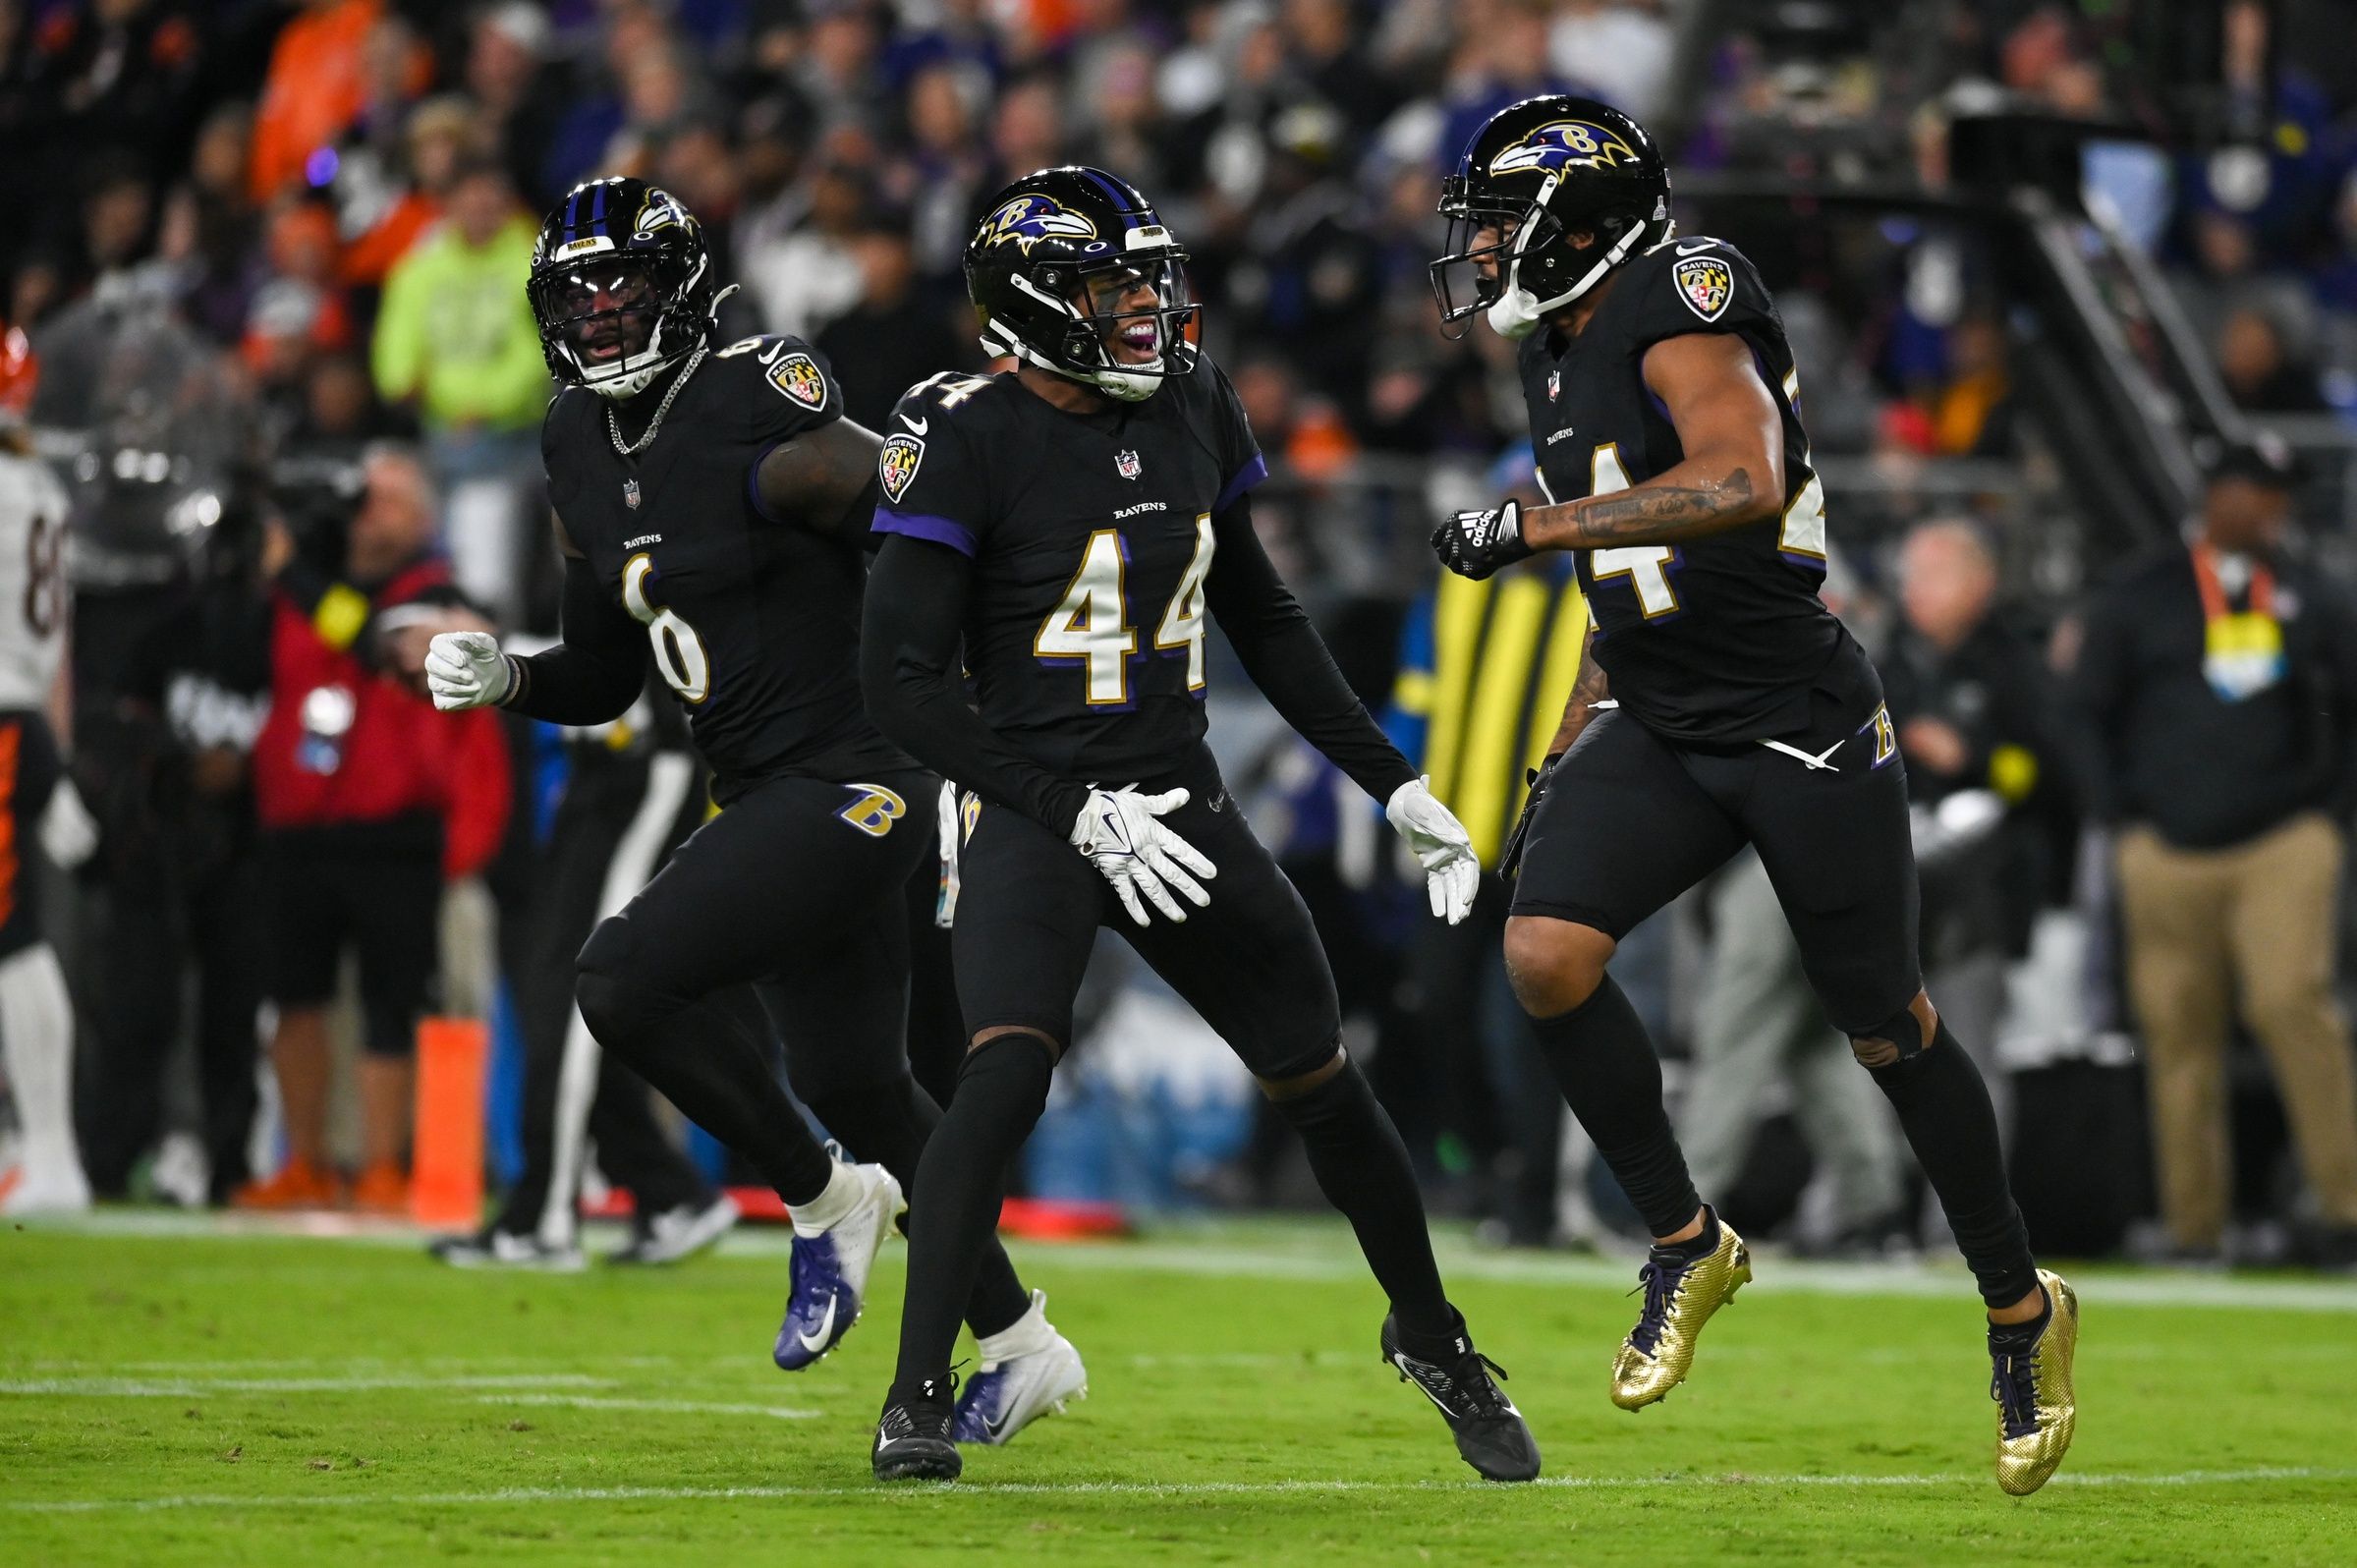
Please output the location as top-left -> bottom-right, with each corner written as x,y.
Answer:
537,332 -> 909,791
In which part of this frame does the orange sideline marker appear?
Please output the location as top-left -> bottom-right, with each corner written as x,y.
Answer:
410,1017 -> 487,1227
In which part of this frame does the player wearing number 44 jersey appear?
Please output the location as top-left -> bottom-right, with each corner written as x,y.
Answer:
422,179 -> 1083,1437
1428,96 -> 2077,1493
860,166 -> 1534,1485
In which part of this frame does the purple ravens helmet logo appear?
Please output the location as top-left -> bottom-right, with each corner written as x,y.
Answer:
633,189 -> 693,241
978,194 -> 1099,253
1489,120 -> 1643,179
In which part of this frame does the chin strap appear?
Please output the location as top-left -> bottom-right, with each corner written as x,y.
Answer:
1486,178 -> 1664,340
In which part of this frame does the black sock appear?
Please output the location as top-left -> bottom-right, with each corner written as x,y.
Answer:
575,978 -> 835,1205
1273,1059 -> 1454,1344
1868,1019 -> 2039,1310
1527,975 -> 1702,1239
889,1034 -> 1055,1404
1659,1205 -> 1721,1260
805,1071 -> 1033,1339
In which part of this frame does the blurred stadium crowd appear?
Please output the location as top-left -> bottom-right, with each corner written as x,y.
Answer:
6,0 -> 2357,1272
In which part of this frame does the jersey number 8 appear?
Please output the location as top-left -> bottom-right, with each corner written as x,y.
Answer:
1036,517 -> 1215,704
622,553 -> 711,703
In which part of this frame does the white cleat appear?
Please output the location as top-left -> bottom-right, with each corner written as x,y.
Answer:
950,1289 -> 1088,1444
1,1166 -> 92,1216
773,1160 -> 904,1371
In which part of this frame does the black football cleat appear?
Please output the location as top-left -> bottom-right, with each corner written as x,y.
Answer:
872,1382 -> 962,1483
1380,1313 -> 1541,1483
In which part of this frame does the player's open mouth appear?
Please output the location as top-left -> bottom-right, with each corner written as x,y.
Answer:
1111,319 -> 1161,364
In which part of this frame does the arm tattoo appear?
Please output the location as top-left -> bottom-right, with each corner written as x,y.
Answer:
756,420 -> 885,534
1547,634 -> 1610,756
1528,468 -> 1759,550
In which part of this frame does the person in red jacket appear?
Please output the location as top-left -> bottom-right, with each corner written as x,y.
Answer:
237,444 -> 508,1212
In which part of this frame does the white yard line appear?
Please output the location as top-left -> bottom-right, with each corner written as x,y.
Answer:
477,1394 -> 819,1420
0,1374 -> 610,1397
10,1467 -> 2350,1515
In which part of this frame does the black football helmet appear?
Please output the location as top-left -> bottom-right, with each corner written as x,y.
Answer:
528,177 -> 717,398
1431,96 -> 1673,340
964,167 -> 1197,401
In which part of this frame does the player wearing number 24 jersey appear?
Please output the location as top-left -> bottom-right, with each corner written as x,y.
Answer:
859,166 -> 1532,1486
421,179 -> 1075,1421
1428,95 -> 2076,1493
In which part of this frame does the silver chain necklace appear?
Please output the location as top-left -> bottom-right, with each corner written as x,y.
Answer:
606,348 -> 709,458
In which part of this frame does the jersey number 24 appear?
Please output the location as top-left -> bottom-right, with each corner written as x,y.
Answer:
1035,517 -> 1214,704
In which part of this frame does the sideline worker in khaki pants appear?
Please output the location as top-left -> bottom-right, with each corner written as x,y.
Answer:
2077,436 -> 2357,1260
2114,813 -> 2357,1249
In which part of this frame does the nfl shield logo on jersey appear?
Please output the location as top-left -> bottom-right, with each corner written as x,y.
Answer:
1115,449 -> 1143,480
1673,255 -> 1734,322
1547,369 -> 1561,401
766,352 -> 829,411
623,478 -> 642,509
878,433 -> 925,504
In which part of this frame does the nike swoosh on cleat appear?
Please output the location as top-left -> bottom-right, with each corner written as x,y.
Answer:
900,414 -> 929,434
1392,1354 -> 1457,1418
799,1295 -> 839,1355
981,1409 -> 1012,1441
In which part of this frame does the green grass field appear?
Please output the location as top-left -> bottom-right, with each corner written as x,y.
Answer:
4,1214 -> 2354,1565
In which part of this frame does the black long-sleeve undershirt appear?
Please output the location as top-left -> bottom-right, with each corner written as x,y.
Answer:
860,496 -> 1416,839
498,553 -> 649,726
1204,498 -> 1419,805
861,534 -> 1094,835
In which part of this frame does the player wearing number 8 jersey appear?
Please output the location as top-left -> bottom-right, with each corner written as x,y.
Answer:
1428,96 -> 2077,1493
860,167 -> 1532,1484
422,179 -> 1081,1422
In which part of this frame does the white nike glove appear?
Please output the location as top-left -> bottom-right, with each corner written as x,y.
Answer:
1386,775 -> 1480,925
424,630 -> 511,711
1068,786 -> 1217,926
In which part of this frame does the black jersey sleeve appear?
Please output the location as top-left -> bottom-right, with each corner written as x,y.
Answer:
1205,492 -> 1417,803
1202,358 -> 1270,513
861,532 -> 1093,834
725,334 -> 844,444
1625,239 -> 1779,357
868,380 -> 997,557
500,554 -> 651,726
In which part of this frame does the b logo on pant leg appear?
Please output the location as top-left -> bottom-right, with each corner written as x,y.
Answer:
836,784 -> 907,837
1859,703 -> 1897,768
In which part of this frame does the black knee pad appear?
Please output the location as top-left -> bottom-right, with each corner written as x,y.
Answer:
1851,1008 -> 1942,1069
1268,1052 -> 1368,1133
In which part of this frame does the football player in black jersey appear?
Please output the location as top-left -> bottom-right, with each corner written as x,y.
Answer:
1428,97 -> 2077,1493
858,167 -> 1535,1484
422,179 -> 1085,1438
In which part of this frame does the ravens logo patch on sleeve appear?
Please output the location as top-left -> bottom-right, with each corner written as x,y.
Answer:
767,352 -> 829,411
879,433 -> 925,503
1673,254 -> 1734,321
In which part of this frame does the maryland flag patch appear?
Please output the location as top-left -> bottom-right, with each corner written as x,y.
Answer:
1672,254 -> 1733,322
878,432 -> 925,503
767,352 -> 829,411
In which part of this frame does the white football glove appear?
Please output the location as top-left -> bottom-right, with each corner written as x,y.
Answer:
424,630 -> 511,711
1069,786 -> 1217,926
1386,775 -> 1480,925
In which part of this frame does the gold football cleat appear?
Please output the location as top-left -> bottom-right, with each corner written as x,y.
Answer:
1992,1268 -> 2079,1495
1610,1213 -> 1751,1411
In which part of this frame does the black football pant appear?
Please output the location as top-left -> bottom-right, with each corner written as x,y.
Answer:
492,745 -> 715,1242
573,765 -> 1031,1338
1513,691 -> 2038,1308
892,745 -> 1460,1402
